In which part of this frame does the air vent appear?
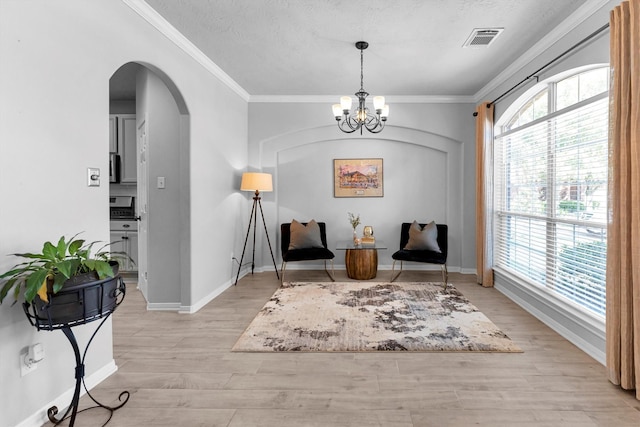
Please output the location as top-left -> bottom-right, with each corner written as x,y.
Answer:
463,28 -> 504,48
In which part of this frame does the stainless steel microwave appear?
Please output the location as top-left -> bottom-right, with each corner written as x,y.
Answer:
109,153 -> 120,183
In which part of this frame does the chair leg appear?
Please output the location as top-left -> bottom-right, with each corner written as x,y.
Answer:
281,261 -> 287,284
324,260 -> 335,281
390,260 -> 403,282
441,264 -> 448,289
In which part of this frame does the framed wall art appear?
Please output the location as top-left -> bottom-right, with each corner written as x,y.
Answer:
333,158 -> 383,198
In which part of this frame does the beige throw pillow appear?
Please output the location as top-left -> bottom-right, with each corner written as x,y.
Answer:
404,220 -> 441,252
288,219 -> 324,250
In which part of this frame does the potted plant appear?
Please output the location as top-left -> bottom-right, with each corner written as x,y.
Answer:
348,212 -> 361,245
0,233 -> 128,330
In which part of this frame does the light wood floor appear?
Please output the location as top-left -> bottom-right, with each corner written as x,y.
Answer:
46,271 -> 640,426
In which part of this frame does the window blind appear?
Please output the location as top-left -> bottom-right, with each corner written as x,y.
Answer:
494,94 -> 608,317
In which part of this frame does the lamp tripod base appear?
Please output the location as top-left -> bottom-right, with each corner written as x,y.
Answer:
234,193 -> 280,285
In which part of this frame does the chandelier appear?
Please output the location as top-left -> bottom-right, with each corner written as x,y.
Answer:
332,41 -> 389,134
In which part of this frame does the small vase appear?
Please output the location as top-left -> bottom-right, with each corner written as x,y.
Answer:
353,229 -> 359,245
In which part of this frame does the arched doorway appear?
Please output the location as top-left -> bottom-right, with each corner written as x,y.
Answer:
109,62 -> 191,310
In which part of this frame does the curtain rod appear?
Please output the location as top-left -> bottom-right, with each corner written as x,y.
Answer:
473,22 -> 610,116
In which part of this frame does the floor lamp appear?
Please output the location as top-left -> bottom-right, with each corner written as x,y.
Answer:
235,172 -> 280,285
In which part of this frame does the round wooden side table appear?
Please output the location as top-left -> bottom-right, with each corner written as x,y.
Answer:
336,241 -> 387,280
345,248 -> 378,279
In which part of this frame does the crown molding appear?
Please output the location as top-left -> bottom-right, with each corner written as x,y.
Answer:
122,0 -> 250,102
473,0 -> 612,103
249,95 -> 475,104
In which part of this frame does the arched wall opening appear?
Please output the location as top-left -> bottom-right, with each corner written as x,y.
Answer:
254,125 -> 465,271
109,62 -> 191,310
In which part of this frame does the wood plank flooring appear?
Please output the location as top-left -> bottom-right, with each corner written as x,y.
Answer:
44,271 -> 640,426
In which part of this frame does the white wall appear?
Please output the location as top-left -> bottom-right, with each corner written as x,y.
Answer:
248,102 -> 477,273
0,1 -> 248,426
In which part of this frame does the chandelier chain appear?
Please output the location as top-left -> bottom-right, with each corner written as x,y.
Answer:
360,47 -> 364,92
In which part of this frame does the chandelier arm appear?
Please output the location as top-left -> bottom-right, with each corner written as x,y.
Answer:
365,122 -> 385,134
364,113 -> 380,125
363,113 -> 385,133
346,115 -> 362,130
338,117 -> 359,133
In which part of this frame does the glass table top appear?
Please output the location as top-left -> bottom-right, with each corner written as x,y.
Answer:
335,240 -> 387,250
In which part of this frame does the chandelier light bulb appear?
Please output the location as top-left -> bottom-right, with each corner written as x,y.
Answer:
381,105 -> 389,118
340,96 -> 353,111
373,96 -> 385,111
332,104 -> 343,118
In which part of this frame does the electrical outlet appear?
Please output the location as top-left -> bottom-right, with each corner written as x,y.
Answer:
20,348 -> 37,376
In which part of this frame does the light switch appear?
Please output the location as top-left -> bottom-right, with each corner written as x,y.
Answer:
87,168 -> 100,187
157,176 -> 165,189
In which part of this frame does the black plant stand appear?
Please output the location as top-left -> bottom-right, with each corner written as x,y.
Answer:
23,274 -> 129,427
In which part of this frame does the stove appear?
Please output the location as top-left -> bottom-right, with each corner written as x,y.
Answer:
109,196 -> 136,220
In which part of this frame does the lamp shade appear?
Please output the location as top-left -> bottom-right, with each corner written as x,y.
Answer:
240,172 -> 273,192
373,96 -> 385,110
332,104 -> 343,118
340,96 -> 353,111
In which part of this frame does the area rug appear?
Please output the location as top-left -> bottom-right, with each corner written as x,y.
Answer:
232,282 -> 522,352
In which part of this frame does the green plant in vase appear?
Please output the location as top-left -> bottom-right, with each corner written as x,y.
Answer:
0,233 -> 133,423
0,233 -> 126,305
348,212 -> 361,245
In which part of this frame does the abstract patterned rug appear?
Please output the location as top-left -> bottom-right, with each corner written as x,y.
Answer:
232,282 -> 522,352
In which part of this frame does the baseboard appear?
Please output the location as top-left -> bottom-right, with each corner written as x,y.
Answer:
147,267 -> 250,313
147,302 -> 182,311
494,269 -> 605,365
16,360 -> 118,427
179,277 -> 236,314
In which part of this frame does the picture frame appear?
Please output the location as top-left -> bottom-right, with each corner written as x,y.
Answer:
333,158 -> 383,198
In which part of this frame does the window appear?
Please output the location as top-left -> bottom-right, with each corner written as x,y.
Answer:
504,89 -> 548,131
494,67 -> 609,317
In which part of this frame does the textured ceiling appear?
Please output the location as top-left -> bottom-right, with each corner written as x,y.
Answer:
133,0 -> 587,98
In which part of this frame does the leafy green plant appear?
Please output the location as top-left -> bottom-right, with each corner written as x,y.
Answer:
0,234 -> 124,305
348,212 -> 361,230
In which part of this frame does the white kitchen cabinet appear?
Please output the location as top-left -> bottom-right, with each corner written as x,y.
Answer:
109,116 -> 117,153
110,221 -> 138,272
109,114 -> 137,184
